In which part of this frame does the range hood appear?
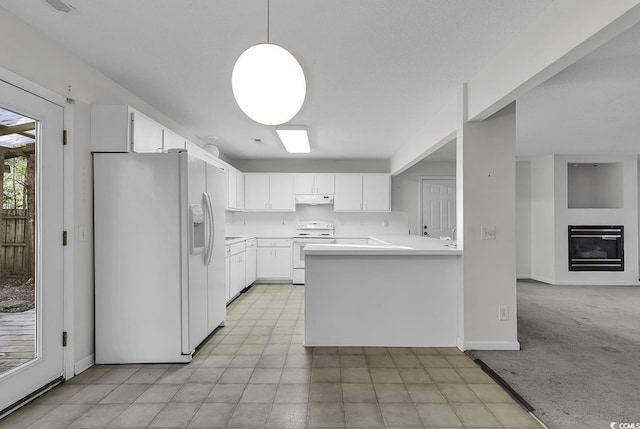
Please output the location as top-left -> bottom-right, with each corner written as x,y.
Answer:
295,195 -> 334,205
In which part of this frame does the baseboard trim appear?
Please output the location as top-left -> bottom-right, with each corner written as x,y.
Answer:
74,354 -> 94,375
516,274 -> 531,280
530,275 -> 554,284
456,337 -> 465,351
531,275 -> 640,286
464,341 -> 520,350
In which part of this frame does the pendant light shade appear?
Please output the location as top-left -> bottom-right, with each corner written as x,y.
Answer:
232,43 -> 306,126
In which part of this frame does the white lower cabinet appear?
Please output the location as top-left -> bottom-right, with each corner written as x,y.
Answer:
245,239 -> 257,286
225,249 -> 230,302
257,239 -> 292,280
227,242 -> 246,302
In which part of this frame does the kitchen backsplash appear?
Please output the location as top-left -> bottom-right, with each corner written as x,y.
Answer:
226,205 -> 409,237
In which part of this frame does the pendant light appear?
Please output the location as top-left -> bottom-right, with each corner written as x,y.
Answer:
232,0 -> 306,126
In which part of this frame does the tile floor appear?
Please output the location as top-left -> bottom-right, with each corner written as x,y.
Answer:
0,284 -> 544,428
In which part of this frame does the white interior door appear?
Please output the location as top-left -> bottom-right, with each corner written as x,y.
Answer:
421,179 -> 456,238
0,80 -> 64,413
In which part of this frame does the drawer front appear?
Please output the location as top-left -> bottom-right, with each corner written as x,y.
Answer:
257,238 -> 292,247
229,242 -> 246,255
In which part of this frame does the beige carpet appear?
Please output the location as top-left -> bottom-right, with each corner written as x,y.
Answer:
469,280 -> 640,429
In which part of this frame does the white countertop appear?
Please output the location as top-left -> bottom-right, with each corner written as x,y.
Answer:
225,234 -> 461,255
305,235 -> 462,256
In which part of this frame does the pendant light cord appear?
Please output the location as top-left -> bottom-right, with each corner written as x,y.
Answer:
267,0 -> 270,44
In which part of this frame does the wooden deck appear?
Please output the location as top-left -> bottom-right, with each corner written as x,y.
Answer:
0,309 -> 36,374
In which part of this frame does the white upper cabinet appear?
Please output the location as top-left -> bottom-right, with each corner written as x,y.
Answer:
334,175 -> 363,211
236,170 -> 245,211
91,105 -> 162,153
245,174 -> 270,210
245,174 -> 294,211
228,167 -> 238,210
226,167 -> 244,211
131,112 -> 164,153
315,174 -> 335,194
163,129 -> 185,151
363,174 -> 391,211
270,174 -> 294,210
334,174 -> 390,212
294,175 -> 314,195
294,174 -> 334,195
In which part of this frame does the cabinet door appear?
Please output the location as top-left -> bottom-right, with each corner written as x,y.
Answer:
269,174 -> 294,211
236,171 -> 245,210
230,252 -> 246,298
131,111 -> 164,153
227,168 -> 237,209
362,175 -> 390,211
294,174 -> 314,194
163,129 -> 185,152
246,246 -> 257,286
272,247 -> 292,278
334,175 -> 363,211
314,174 -> 335,194
257,247 -> 273,278
225,255 -> 231,302
245,174 -> 270,210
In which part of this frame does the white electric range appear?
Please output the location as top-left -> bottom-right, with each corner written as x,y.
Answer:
292,221 -> 335,284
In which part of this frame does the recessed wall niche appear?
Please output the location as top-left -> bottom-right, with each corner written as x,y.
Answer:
567,162 -> 623,209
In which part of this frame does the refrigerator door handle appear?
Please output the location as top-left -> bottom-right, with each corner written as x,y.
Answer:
204,191 -> 215,265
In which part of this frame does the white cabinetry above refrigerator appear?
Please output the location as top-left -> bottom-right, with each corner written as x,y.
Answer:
91,104 -> 164,153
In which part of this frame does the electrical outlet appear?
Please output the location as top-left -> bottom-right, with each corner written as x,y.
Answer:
498,305 -> 509,321
481,225 -> 496,240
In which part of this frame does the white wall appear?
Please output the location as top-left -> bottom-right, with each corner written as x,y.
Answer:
457,98 -> 518,350
227,205 -> 408,237
554,155 -> 638,284
530,155 -> 556,282
515,161 -> 532,278
391,159 -> 456,235
530,154 -> 639,285
0,6 -> 215,371
234,158 -> 389,173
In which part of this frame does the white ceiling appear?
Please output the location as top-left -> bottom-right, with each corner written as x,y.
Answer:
516,21 -> 640,159
0,0 -> 556,161
3,1 -> 636,163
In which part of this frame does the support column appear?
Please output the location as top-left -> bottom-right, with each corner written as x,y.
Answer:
456,84 -> 519,350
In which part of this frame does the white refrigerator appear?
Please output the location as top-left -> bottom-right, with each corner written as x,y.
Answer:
94,150 -> 226,363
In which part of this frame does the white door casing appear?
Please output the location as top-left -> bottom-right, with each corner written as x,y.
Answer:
0,79 -> 65,412
421,178 -> 456,238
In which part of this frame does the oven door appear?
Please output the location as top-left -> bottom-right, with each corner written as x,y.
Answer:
293,238 -> 335,269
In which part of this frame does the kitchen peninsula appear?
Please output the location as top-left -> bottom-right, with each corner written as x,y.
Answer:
304,236 -> 462,347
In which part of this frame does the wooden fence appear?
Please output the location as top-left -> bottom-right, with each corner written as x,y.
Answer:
0,209 -> 33,278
